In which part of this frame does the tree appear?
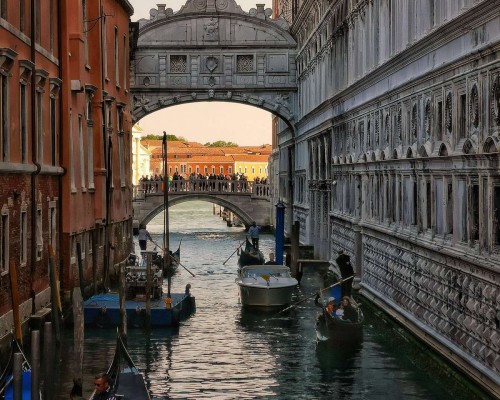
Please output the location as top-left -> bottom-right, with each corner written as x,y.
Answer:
142,134 -> 187,141
204,140 -> 239,147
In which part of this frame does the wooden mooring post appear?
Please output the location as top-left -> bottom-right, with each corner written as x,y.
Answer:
119,262 -> 128,340
31,330 -> 41,400
13,352 -> 23,400
43,322 -> 54,399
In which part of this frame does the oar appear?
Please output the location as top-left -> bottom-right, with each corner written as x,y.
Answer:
148,237 -> 196,277
277,275 -> 354,314
166,252 -> 196,278
222,241 -> 245,265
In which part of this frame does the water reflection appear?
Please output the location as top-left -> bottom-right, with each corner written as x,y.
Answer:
50,202 -> 491,399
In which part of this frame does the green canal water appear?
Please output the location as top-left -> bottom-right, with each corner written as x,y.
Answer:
52,201 -> 492,399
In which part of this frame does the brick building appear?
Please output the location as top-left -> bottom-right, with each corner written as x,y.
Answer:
59,0 -> 134,294
0,0 -> 63,338
0,0 -> 135,341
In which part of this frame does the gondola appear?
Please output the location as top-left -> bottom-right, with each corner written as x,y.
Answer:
162,244 -> 181,277
315,297 -> 364,343
0,339 -> 37,400
238,238 -> 265,267
89,332 -> 150,400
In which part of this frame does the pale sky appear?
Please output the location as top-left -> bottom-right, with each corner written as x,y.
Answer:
129,0 -> 274,146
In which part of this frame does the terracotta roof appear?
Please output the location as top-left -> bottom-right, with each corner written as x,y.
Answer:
174,155 -> 235,163
232,154 -> 270,162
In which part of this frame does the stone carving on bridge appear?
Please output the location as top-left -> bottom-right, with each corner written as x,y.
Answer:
139,1 -> 289,30
204,17 -> 219,41
205,56 -> 219,72
134,95 -> 150,110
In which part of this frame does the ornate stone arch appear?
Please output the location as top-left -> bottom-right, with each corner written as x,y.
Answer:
483,136 -> 499,153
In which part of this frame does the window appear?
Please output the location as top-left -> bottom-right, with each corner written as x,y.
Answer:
19,0 -> 25,32
49,0 -> 54,52
204,166 -> 208,174
36,206 -> 42,260
20,82 -> 28,163
228,166 -> 232,174
196,166 -> 199,173
82,0 -> 88,65
220,166 -> 224,174
459,93 -> 466,140
426,181 -> 431,230
470,184 -> 479,241
36,90 -> 43,163
70,111 -> 76,192
457,180 -> 468,242
78,115 -> 86,189
211,166 -> 215,174
1,210 -> 8,274
122,35 -> 127,89
114,27 -> 119,86
435,179 -> 444,234
437,101 -> 443,141
1,71 -> 9,161
35,0 -> 41,44
494,187 -> 500,246
1,0 -> 6,19
118,134 -> 125,186
50,96 -> 57,165
446,183 -> 453,234
49,202 -> 56,252
20,210 -> 27,265
103,15 -> 108,78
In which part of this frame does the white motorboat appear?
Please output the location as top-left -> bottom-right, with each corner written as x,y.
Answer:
236,265 -> 298,308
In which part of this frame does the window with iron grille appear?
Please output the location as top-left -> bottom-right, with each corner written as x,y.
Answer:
237,55 -> 253,73
170,55 -> 187,73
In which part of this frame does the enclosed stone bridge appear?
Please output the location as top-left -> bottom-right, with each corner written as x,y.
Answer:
132,179 -> 271,228
130,0 -> 297,129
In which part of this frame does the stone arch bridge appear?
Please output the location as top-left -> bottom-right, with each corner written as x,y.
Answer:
130,0 -> 297,129
132,179 -> 271,229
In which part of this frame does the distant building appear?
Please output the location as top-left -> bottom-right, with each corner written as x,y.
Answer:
132,124 -> 151,184
233,154 -> 269,180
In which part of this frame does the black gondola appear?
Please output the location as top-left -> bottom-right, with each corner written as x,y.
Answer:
238,238 -> 265,267
0,339 -> 36,400
315,298 -> 364,343
162,244 -> 181,277
89,332 -> 150,400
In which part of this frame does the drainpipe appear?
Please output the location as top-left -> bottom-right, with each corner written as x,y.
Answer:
100,0 -> 111,289
57,0 -> 64,295
30,0 -> 42,314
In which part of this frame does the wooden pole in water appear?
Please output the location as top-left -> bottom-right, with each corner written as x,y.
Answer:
72,287 -> 84,398
291,221 -> 300,279
76,243 -> 85,297
118,262 -> 128,340
162,132 -> 171,298
31,330 -> 41,400
48,245 -> 61,345
13,352 -> 23,400
145,254 -> 152,331
9,260 -> 22,343
43,322 -> 53,399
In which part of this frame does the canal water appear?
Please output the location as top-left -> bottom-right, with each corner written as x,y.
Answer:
54,201 -> 491,399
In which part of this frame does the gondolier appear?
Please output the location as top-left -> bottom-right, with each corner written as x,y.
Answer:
248,221 -> 260,250
336,250 -> 354,297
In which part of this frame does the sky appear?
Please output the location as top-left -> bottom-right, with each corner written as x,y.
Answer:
129,0 -> 274,146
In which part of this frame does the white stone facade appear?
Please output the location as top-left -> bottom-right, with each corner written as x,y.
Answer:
275,0 -> 500,395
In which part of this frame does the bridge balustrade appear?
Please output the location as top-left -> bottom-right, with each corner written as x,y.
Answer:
133,179 -> 269,201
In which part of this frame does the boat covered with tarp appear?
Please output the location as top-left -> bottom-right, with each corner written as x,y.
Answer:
0,339 -> 37,400
236,264 -> 298,308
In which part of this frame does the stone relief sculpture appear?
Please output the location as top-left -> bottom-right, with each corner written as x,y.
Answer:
470,84 -> 479,128
204,17 -> 219,41
134,95 -> 150,109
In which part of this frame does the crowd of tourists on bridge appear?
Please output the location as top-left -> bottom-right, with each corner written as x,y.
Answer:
138,172 -> 269,196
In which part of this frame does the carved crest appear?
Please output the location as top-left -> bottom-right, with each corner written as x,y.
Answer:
205,56 -> 218,73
